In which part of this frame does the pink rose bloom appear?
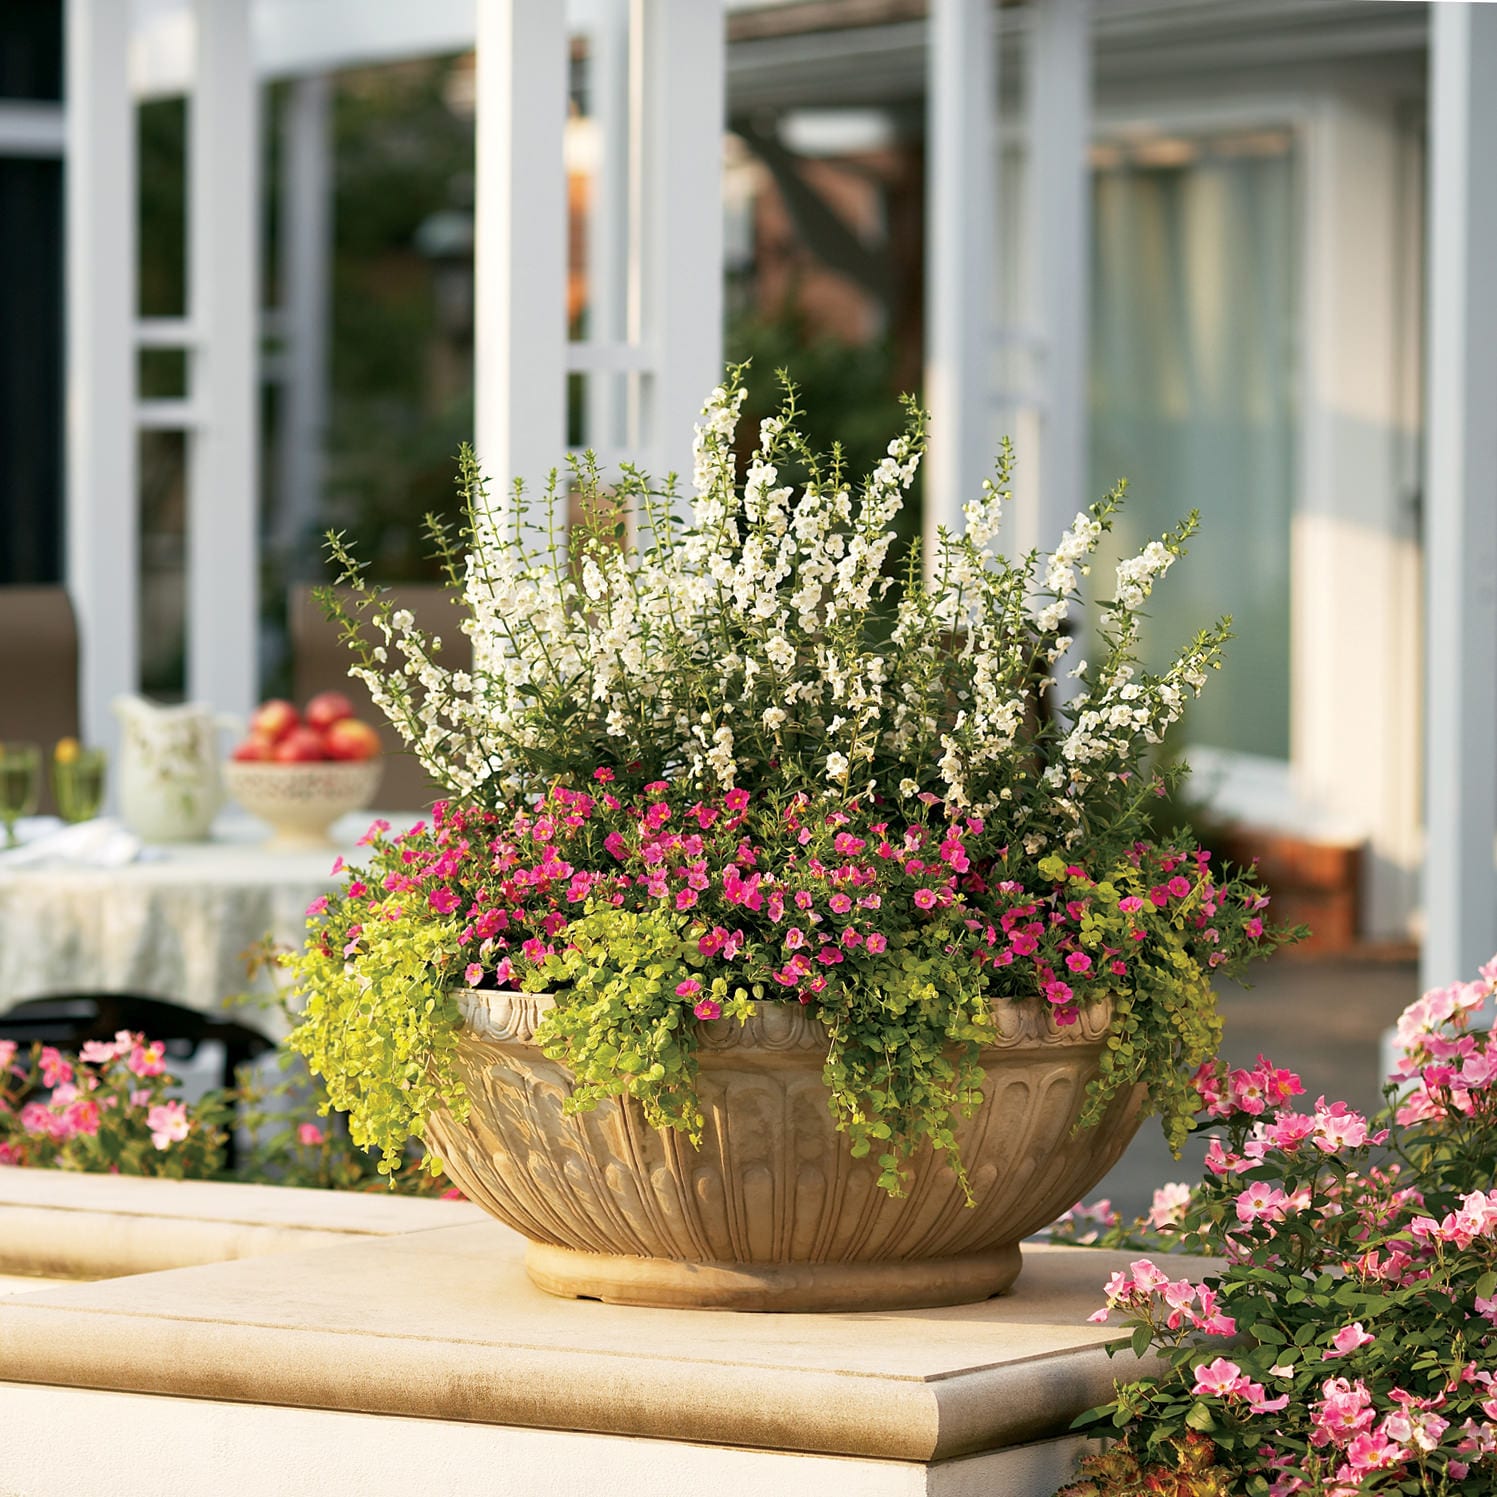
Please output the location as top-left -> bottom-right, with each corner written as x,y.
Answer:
1192,1358 -> 1249,1398
146,1100 -> 189,1150
39,1046 -> 72,1089
1323,1323 -> 1375,1360
78,1039 -> 117,1065
128,1042 -> 166,1079
297,1123 -> 326,1147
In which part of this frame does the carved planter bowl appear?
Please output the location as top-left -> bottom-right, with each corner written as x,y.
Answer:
424,990 -> 1145,1312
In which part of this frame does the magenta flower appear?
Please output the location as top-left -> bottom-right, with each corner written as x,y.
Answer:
724,788 -> 749,811
865,932 -> 888,954
1065,951 -> 1093,974
675,979 -> 702,998
912,888 -> 938,911
298,1122 -> 326,1147
428,887 -> 461,914
692,997 -> 722,1021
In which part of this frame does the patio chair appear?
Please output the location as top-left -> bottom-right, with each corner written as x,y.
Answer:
0,585 -> 80,816
289,584 -> 471,813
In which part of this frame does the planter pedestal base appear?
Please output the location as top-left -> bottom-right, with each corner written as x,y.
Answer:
525,1240 -> 1023,1312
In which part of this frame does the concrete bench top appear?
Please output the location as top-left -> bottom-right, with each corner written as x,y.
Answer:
0,1217 -> 1167,1464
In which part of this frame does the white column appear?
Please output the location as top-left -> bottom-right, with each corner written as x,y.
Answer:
1025,0 -> 1090,551
1422,3 -> 1497,992
641,0 -> 725,494
186,0 -> 260,722
584,0 -> 630,461
274,74 -> 332,580
65,0 -> 138,759
474,0 -> 568,528
923,0 -> 996,560
1294,96 -> 1422,943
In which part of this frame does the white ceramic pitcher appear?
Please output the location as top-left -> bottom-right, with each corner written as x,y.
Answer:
113,695 -> 235,843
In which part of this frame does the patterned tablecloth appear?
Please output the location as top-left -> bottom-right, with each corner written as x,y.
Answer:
0,812 -> 406,1022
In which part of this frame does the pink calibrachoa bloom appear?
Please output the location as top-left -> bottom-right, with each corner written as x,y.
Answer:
146,1100 -> 189,1150
675,979 -> 702,998
297,1123 -> 326,1147
464,963 -> 484,986
692,998 -> 722,1022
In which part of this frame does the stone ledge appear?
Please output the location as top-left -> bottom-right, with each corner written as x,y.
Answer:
0,1168 -> 487,1278
0,1220 -> 1170,1463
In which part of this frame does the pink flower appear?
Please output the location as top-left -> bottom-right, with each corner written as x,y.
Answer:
912,888 -> 938,911
1246,917 -> 1264,939
306,894 -> 330,917
692,998 -> 722,1022
428,887 -> 461,915
1323,1323 -> 1375,1360
298,1123 -> 325,1147
464,963 -> 484,986
1117,895 -> 1144,915
864,932 -> 888,955
1065,951 -> 1093,974
128,1042 -> 166,1079
676,979 -> 702,998
592,766 -> 615,782
1167,875 -> 1191,899
146,1100 -> 189,1150
1192,1358 -> 1250,1397
78,1039 -> 118,1065
1236,1182 -> 1290,1223
39,1046 -> 72,1089
724,789 -> 749,812
1044,980 -> 1074,1007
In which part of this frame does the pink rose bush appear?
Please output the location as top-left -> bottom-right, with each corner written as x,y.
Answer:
0,1032 -> 224,1179
1058,956 -> 1497,1496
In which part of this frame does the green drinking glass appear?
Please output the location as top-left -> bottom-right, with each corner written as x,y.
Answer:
0,742 -> 41,848
52,746 -> 108,824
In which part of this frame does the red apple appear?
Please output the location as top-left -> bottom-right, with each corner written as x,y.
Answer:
250,699 -> 300,744
322,718 -> 381,762
304,690 -> 355,731
231,735 -> 276,762
273,726 -> 328,763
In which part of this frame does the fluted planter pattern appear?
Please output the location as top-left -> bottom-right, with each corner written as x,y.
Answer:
424,989 -> 1145,1311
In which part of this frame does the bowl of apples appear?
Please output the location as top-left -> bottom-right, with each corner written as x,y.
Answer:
224,692 -> 383,851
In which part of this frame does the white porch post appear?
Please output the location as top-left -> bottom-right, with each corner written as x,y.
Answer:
274,74 -> 332,580
1025,0 -> 1091,551
186,0 -> 260,721
64,0 -> 138,757
924,0 -> 996,559
641,0 -> 725,492
1422,3 -> 1497,992
473,1 -> 568,520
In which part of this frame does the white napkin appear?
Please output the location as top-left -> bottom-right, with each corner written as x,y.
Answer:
0,817 -> 144,869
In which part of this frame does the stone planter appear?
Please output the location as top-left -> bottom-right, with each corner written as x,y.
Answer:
424,990 -> 1145,1312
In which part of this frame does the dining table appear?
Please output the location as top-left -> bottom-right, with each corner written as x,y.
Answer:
0,811 -> 412,1030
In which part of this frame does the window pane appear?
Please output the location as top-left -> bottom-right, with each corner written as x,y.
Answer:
1088,134 -> 1296,761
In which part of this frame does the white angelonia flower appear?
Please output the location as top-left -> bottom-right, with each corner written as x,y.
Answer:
826,751 -> 850,781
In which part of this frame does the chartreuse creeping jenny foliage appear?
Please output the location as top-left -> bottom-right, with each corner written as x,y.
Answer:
287,370 -> 1294,1187
1056,957 -> 1497,1497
